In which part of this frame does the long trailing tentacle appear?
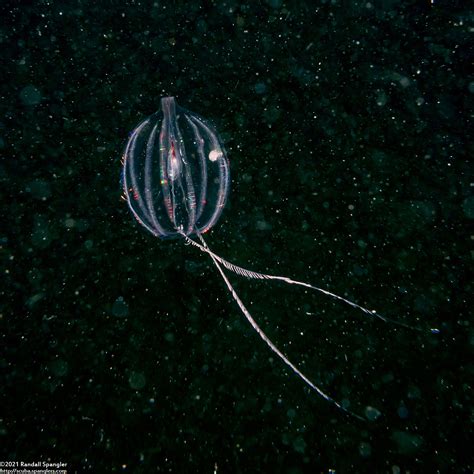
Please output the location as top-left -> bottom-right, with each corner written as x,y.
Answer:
181,230 -> 365,420
182,232 -> 439,334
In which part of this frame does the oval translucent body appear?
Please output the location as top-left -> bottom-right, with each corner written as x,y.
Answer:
122,97 -> 230,238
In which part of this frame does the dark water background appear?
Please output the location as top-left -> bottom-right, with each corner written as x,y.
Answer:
1,1 -> 472,472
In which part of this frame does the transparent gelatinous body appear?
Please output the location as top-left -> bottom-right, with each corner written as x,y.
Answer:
122,97 -> 230,238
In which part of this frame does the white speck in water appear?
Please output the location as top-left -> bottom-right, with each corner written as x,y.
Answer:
209,149 -> 222,161
365,405 -> 382,421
